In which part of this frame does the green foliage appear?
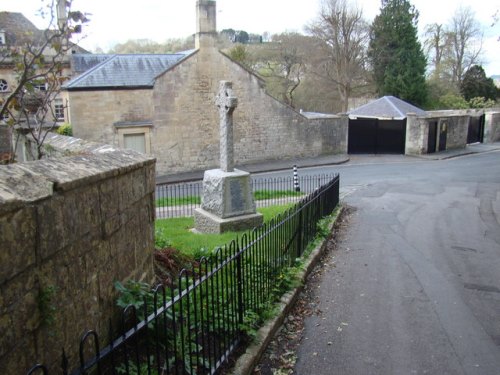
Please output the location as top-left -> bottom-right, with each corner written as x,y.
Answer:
228,44 -> 249,64
155,227 -> 172,249
114,280 -> 157,318
116,358 -> 159,375
468,97 -> 497,109
114,281 -> 207,374
38,285 -> 57,328
435,94 -> 469,110
460,65 -> 498,102
368,0 -> 428,106
56,123 -> 72,136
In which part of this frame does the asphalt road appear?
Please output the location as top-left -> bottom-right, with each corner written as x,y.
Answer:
287,152 -> 500,375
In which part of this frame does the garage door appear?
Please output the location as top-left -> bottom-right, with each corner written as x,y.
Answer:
348,118 -> 406,154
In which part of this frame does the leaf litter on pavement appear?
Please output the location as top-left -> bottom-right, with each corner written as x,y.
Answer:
253,207 -> 354,375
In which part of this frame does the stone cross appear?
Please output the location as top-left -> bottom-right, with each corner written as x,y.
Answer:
215,81 -> 238,172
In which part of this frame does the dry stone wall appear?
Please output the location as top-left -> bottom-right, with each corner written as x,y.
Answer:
0,134 -> 155,373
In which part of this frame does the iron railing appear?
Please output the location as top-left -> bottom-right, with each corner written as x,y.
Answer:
156,173 -> 337,218
27,174 -> 340,375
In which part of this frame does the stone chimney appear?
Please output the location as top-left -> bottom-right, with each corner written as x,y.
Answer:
56,0 -> 67,30
195,0 -> 217,49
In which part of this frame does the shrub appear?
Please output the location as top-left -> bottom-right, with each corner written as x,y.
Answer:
56,123 -> 73,136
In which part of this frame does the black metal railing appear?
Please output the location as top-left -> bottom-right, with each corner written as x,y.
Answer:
27,174 -> 340,375
156,173 -> 337,218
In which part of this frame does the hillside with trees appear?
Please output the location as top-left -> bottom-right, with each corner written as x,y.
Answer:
99,0 -> 498,113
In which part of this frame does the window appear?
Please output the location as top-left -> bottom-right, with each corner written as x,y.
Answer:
115,123 -> 152,155
34,81 -> 47,91
124,133 -> 146,153
0,79 -> 8,92
54,99 -> 65,121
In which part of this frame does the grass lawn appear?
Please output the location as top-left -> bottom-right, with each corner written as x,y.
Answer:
155,190 -> 304,207
155,204 -> 295,258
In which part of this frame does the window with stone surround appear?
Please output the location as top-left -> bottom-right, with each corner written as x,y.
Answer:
54,99 -> 65,121
115,121 -> 152,154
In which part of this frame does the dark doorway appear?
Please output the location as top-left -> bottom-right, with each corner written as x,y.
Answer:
428,121 -> 438,153
439,121 -> 448,151
348,118 -> 406,154
348,118 -> 377,153
467,115 -> 485,144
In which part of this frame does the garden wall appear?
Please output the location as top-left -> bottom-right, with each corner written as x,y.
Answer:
484,109 -> 500,143
0,134 -> 156,373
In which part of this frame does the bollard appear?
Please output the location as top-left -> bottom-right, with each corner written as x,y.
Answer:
293,165 -> 300,192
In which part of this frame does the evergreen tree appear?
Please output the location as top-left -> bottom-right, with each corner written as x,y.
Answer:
368,0 -> 428,106
460,65 -> 498,101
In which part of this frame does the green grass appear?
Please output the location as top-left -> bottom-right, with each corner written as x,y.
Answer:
155,204 -> 295,258
253,189 -> 304,200
156,196 -> 201,207
156,190 -> 303,207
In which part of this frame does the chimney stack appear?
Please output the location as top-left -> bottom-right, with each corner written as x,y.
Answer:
56,0 -> 67,30
195,1 -> 217,49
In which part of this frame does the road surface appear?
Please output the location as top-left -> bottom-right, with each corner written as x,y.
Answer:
286,152 -> 500,375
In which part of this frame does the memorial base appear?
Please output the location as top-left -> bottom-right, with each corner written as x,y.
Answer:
194,208 -> 263,234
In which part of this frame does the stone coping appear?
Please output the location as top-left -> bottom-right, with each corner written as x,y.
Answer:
0,133 -> 155,214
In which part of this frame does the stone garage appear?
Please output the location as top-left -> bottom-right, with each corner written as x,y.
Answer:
347,96 -> 427,154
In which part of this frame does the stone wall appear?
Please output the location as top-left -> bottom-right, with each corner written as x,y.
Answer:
424,110 -> 470,151
0,134 -> 155,373
405,113 -> 428,155
484,110 -> 500,143
70,89 -> 154,146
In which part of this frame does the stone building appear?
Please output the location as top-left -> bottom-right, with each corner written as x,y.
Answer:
63,0 -> 347,176
0,8 -> 89,161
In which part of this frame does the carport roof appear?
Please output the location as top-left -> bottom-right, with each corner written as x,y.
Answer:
348,96 -> 427,120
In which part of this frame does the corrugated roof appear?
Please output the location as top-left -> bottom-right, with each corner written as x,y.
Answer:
63,52 -> 195,89
348,96 -> 427,120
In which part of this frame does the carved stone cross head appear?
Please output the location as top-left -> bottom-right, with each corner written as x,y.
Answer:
216,81 -> 238,116
215,81 -> 238,172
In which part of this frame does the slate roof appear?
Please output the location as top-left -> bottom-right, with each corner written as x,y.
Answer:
63,51 -> 195,90
71,54 -> 113,74
0,11 -> 88,53
0,12 -> 42,46
348,96 -> 427,120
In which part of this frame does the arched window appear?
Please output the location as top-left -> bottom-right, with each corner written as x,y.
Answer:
0,79 -> 8,92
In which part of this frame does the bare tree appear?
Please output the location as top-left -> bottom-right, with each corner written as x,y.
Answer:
0,0 -> 88,161
306,0 -> 369,112
424,23 -> 447,80
251,32 -> 308,108
446,6 -> 483,85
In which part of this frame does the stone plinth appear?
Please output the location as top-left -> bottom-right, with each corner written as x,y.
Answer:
194,168 -> 263,233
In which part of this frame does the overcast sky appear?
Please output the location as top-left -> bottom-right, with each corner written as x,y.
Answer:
3,0 -> 500,75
